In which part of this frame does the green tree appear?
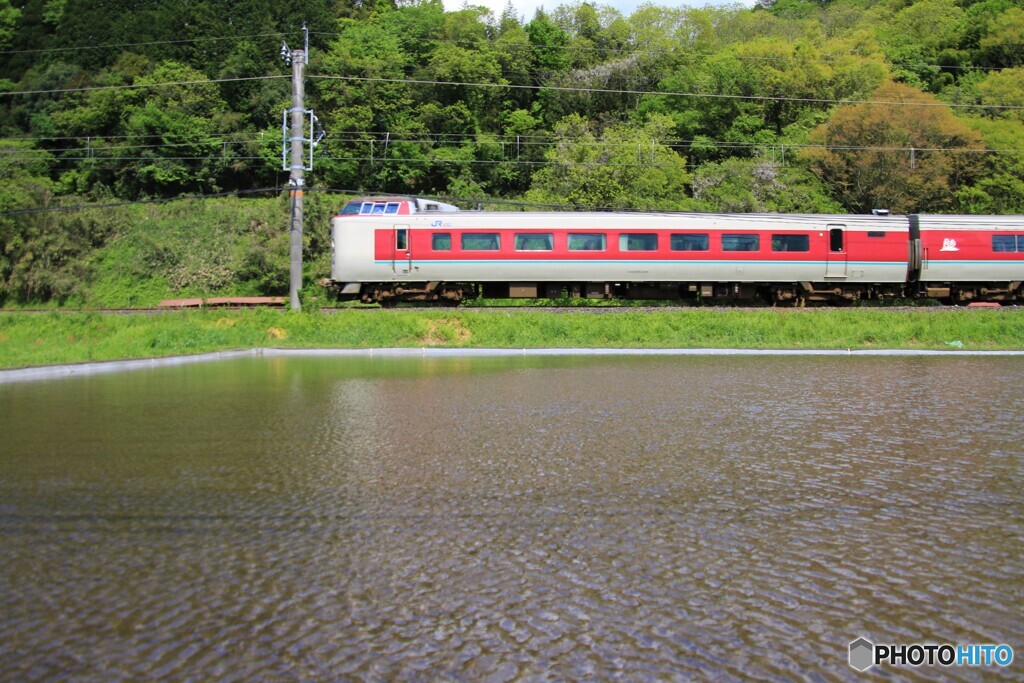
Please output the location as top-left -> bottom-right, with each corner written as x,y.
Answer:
421,42 -> 504,124
692,157 -> 843,212
977,7 -> 1024,68
314,17 -> 420,192
551,2 -> 610,69
377,0 -> 445,64
955,82 -> 1024,213
640,33 -> 886,154
218,39 -> 288,129
525,114 -> 693,210
974,67 -> 1024,118
877,0 -> 965,88
889,0 -> 964,53
48,60 -> 240,198
1,0 -> 55,80
494,20 -> 535,110
527,11 -> 571,73
0,140 -> 112,303
0,0 -> 19,50
959,0 -> 1017,51
804,82 -> 985,213
6,59 -> 84,136
0,140 -> 53,238
316,18 -> 414,132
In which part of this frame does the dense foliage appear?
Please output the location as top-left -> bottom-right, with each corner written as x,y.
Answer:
0,0 -> 1022,304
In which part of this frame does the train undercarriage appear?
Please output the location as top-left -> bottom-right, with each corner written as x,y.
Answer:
326,279 -> 1023,306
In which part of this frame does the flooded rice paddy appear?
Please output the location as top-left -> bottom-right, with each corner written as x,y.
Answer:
1,355 -> 1022,681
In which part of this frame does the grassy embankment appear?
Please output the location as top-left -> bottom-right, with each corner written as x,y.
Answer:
0,195 -> 339,309
1,308 -> 1022,369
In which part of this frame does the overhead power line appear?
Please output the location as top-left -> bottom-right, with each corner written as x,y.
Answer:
6,132 -> 265,143
3,26 -> 1005,76
2,72 -> 1018,110
0,75 -> 290,97
6,131 -> 1021,156
313,134 -> 1024,155
9,181 -> 1023,219
308,31 -> 1009,74
1,155 -> 269,162
3,135 -> 1021,165
0,139 -> 258,154
4,148 -> 1017,165
311,74 -> 1024,111
0,32 -> 286,56
0,187 -> 287,217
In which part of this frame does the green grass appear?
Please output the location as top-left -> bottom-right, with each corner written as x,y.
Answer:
1,308 -> 1022,370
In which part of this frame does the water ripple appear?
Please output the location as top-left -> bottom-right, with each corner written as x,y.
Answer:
0,356 -> 1021,681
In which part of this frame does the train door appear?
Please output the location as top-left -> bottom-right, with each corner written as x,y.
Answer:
392,225 -> 412,275
825,225 -> 847,278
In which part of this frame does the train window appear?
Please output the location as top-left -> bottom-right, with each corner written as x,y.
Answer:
341,202 -> 361,215
432,233 -> 451,251
771,234 -> 809,252
461,233 -> 500,250
992,235 -> 1022,252
359,202 -> 374,214
670,234 -> 709,251
722,234 -> 759,252
620,234 -> 658,251
829,227 -> 844,251
568,234 -> 606,251
384,203 -> 401,215
868,231 -> 886,238
396,229 -> 408,250
371,204 -> 386,215
514,234 -> 553,251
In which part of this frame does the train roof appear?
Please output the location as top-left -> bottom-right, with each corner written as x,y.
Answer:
341,196 -> 460,215
335,210 -> 912,231
335,196 -> 1024,229
915,214 -> 1024,229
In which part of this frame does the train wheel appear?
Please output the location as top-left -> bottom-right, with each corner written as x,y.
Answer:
374,288 -> 398,308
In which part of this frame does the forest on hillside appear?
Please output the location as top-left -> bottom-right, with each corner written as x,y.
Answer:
1,0 -> 1022,304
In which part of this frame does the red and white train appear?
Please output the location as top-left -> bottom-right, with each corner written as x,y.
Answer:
325,197 -> 1024,305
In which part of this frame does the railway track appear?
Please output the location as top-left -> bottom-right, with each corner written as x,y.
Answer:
0,303 -> 1015,314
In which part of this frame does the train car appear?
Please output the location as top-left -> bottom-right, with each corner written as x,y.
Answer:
324,197 -> 1024,305
913,215 -> 1024,303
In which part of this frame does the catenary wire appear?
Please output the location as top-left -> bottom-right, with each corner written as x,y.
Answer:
0,32 -> 288,55
310,74 -> 1024,110
10,185 -> 1024,217
308,30 -> 1013,73
2,72 -> 1020,110
0,75 -> 290,97
0,187 -> 288,217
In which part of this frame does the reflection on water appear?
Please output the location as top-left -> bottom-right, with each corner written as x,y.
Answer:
1,356 -> 1022,681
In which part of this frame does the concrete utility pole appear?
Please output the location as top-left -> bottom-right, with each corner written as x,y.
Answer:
286,27 -> 308,311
